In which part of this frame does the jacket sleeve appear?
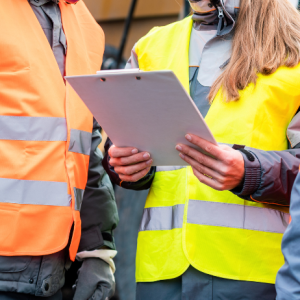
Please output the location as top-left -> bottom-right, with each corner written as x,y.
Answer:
232,111 -> 300,206
78,119 -> 119,252
275,171 -> 300,300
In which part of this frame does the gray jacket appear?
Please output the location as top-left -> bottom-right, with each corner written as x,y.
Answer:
0,1 -> 118,296
103,9 -> 300,206
276,171 -> 300,300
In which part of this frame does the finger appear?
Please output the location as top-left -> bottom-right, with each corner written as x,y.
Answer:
115,159 -> 153,176
185,134 -> 224,159
178,153 -> 223,182
119,167 -> 151,182
176,144 -> 220,171
110,152 -> 151,167
193,168 -> 224,191
109,145 -> 139,158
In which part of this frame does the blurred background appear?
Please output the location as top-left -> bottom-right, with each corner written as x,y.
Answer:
62,1 -> 189,300
85,0 -> 187,67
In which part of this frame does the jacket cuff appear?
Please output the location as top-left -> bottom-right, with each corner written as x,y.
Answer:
231,150 -> 261,197
78,226 -> 116,252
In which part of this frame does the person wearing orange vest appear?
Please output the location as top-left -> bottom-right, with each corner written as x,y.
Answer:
103,0 -> 300,299
0,1 -> 118,299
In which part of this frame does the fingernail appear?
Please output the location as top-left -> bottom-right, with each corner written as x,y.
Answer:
132,149 -> 138,154
185,134 -> 192,141
143,153 -> 150,159
146,159 -> 153,165
179,153 -> 185,159
176,145 -> 182,151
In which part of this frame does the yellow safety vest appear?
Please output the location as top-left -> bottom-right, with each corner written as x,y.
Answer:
135,16 -> 300,284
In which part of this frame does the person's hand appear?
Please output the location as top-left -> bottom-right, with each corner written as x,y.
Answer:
109,145 -> 153,182
176,134 -> 245,191
73,258 -> 115,300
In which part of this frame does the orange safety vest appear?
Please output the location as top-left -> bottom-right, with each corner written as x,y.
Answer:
0,0 -> 104,261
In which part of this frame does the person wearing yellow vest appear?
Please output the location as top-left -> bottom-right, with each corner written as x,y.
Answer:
0,1 -> 118,299
103,0 -> 300,299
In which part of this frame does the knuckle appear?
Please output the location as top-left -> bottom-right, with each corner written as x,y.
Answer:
220,185 -> 226,191
123,168 -> 131,175
218,176 -> 225,184
217,182 -> 226,190
225,156 -> 234,165
109,159 -> 116,167
220,166 -> 229,176
205,145 -> 212,153
197,155 -> 205,165
215,184 -> 223,191
119,157 -> 129,165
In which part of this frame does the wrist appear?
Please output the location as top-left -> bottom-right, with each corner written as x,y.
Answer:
232,146 -> 261,196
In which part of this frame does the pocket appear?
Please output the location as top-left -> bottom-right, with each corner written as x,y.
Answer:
0,256 -> 32,273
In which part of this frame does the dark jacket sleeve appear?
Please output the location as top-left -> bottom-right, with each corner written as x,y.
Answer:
232,111 -> 300,206
232,146 -> 300,206
102,138 -> 156,191
78,119 -> 119,252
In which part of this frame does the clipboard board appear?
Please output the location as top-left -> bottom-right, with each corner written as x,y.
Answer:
66,70 -> 217,166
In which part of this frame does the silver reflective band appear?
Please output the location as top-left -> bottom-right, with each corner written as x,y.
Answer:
68,129 -> 92,155
0,178 -> 71,207
74,187 -> 85,211
0,116 -> 67,141
140,201 -> 289,234
156,166 -> 186,172
188,200 -> 289,234
139,204 -> 185,231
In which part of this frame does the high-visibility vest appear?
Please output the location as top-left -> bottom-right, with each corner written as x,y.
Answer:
0,0 -> 104,261
135,16 -> 299,284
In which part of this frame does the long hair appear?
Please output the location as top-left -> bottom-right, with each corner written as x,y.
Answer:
208,0 -> 300,103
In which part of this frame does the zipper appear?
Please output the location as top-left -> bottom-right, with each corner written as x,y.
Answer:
217,6 -> 224,19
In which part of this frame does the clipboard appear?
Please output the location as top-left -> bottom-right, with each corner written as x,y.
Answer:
65,70 -> 217,166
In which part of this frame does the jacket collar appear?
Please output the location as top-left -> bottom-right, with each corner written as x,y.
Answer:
192,0 -> 239,36
28,0 -> 60,6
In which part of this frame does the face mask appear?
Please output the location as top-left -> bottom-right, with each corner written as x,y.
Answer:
189,0 -> 298,14
188,0 -> 225,13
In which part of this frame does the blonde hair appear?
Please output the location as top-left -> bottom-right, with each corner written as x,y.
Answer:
209,0 -> 300,102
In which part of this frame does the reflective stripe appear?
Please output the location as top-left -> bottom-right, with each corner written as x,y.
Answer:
0,178 -> 71,206
0,116 -> 67,141
156,166 -> 186,172
139,204 -> 185,231
187,200 -> 289,234
139,201 -> 289,233
74,187 -> 85,211
68,129 -> 92,155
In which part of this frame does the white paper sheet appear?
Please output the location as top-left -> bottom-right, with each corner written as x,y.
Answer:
66,70 -> 217,166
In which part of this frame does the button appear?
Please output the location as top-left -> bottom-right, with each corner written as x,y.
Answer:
239,149 -> 255,162
29,278 -> 34,284
44,283 -> 50,291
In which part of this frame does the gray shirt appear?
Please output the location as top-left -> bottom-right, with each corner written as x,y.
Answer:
28,0 -> 67,76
